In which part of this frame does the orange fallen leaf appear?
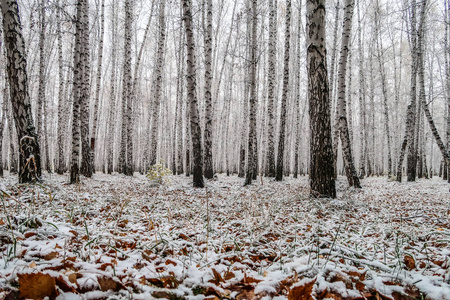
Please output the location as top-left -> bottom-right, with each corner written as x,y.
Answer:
18,272 -> 57,299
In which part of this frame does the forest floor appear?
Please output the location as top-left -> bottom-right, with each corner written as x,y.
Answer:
0,172 -> 449,300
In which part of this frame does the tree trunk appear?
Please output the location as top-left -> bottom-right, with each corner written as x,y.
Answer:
275,0 -> 291,181
407,0 -> 418,182
91,0 -> 105,173
265,0 -> 277,177
182,0 -> 204,188
336,0 -> 361,188
244,0 -> 258,186
0,92 -> 6,177
106,0 -> 117,174
56,0 -> 67,174
203,0 -> 214,179
357,0 -> 366,179
119,0 -> 133,176
417,0 -> 450,165
293,1 -> 302,179
375,2 -> 392,175
149,0 -> 166,167
80,0 -> 92,178
306,0 -> 336,198
70,0 -> 83,183
1,0 -> 42,183
37,0 -> 47,171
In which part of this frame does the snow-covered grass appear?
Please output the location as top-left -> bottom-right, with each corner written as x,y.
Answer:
0,172 -> 449,299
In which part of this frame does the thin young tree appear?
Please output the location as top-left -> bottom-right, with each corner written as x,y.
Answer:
91,0 -> 105,173
203,0 -> 214,179
182,0 -> 204,187
1,0 -> 42,183
306,0 -> 336,198
244,0 -> 258,186
275,0 -> 291,181
336,0 -> 361,188
265,0 -> 277,177
149,0 -> 166,167
79,0 -> 92,178
119,0 -> 133,175
56,0 -> 67,174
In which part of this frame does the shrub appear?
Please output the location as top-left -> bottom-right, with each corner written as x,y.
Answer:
146,163 -> 172,185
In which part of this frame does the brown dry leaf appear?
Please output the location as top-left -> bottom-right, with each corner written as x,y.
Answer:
243,273 -> 262,285
165,259 -> 177,266
24,232 -> 37,239
224,271 -> 235,280
98,276 -> 123,292
212,268 -> 224,283
0,219 -> 5,225
67,273 -> 77,284
18,272 -> 57,300
288,278 -> 316,300
28,261 -> 37,268
55,276 -> 76,293
403,255 -> 415,270
44,252 -> 59,260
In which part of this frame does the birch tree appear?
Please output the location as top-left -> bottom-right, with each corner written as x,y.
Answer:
149,0 -> 166,167
307,0 -> 336,198
1,0 -> 42,183
182,0 -> 204,188
336,0 -> 361,188
275,0 -> 291,181
203,0 -> 214,179
244,0 -> 258,186
91,0 -> 105,172
56,0 -> 67,174
265,0 -> 277,177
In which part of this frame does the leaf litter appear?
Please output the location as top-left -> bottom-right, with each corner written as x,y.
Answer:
0,173 -> 449,299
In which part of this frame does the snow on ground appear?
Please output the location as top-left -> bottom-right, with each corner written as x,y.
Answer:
0,172 -> 449,299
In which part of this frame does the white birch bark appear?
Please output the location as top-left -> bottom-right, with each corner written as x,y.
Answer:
244,0 -> 258,186
182,0 -> 204,187
336,0 -> 360,188
149,0 -> 166,167
275,0 -> 291,182
307,0 -> 336,198
1,0 -> 42,182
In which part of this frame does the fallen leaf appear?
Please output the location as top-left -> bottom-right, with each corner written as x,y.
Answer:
288,278 -> 316,300
18,272 -> 57,299
98,276 -> 123,292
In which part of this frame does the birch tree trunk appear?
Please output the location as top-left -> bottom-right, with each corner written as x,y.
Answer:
265,0 -> 277,177
56,0 -> 66,174
106,0 -> 117,174
446,0 -> 450,181
307,0 -> 336,198
149,0 -> 166,167
406,0 -> 418,182
70,0 -> 83,183
37,0 -> 47,171
375,1 -> 392,175
90,0 -> 105,172
0,92 -> 5,177
1,0 -> 42,183
182,0 -> 204,187
176,29 -> 185,175
80,0 -> 92,178
244,0 -> 258,186
417,0 -> 450,165
336,0 -> 360,188
293,1 -> 302,179
275,0 -> 291,181
203,0 -> 214,179
357,0 -> 366,178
